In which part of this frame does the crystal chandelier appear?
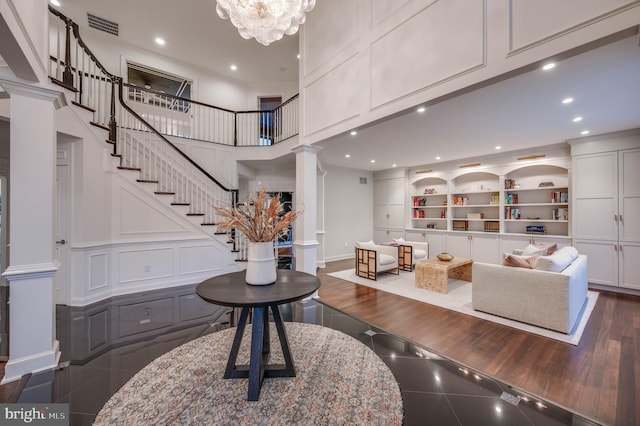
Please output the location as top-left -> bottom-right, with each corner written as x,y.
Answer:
216,0 -> 316,46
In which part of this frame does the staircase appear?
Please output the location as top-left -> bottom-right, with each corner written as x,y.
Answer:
48,6 -> 298,260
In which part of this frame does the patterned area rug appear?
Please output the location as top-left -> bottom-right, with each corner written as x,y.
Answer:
94,322 -> 403,425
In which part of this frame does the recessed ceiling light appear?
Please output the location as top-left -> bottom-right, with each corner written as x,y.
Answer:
581,130 -> 590,135
562,97 -> 574,104
155,37 -> 165,46
345,154 -> 351,158
417,107 -> 426,113
350,130 -> 357,136
50,0 -> 61,6
296,54 -> 300,59
435,156 -> 441,160
230,64 -> 237,71
542,62 -> 556,71
573,116 -> 583,122
370,160 -> 375,163
392,164 -> 397,167
495,146 -> 502,150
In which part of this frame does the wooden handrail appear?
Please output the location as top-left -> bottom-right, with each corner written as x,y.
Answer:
117,81 -> 236,194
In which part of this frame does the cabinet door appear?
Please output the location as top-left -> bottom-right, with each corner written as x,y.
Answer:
470,234 -> 500,264
405,230 -> 427,242
374,229 -> 403,244
500,235 -> 534,256
425,232 -> 446,258
620,242 -> 640,290
445,233 -> 471,258
387,204 -> 405,228
574,240 -> 618,287
573,153 -> 618,240
619,149 -> 640,242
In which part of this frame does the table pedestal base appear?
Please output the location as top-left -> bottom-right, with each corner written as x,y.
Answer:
224,305 -> 296,401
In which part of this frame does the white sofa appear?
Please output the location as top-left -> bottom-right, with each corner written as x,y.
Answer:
355,241 -> 399,280
471,249 -> 588,334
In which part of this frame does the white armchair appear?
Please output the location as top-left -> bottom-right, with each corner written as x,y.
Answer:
355,241 -> 399,280
392,238 -> 429,269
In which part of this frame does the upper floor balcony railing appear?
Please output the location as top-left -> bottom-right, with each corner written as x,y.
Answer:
48,5 -> 299,148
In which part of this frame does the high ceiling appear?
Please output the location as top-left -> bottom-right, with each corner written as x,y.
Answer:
16,2 -> 640,172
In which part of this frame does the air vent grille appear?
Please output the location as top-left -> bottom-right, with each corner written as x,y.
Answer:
359,177 -> 367,184
87,13 -> 119,36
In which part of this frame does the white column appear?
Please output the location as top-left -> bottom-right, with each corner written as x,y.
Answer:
316,168 -> 327,269
292,144 -> 320,276
0,79 -> 65,383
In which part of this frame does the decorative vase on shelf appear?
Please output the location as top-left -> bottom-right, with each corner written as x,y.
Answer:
245,241 -> 277,285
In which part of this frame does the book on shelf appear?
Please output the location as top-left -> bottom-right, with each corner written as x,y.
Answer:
453,220 -> 469,231
504,179 -> 516,189
552,207 -> 569,220
526,225 -> 546,234
504,207 -> 520,219
505,193 -> 519,204
551,191 -> 569,203
484,221 -> 499,232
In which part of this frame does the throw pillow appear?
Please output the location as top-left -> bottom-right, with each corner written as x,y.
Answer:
533,246 -> 578,272
503,254 -> 537,269
522,244 -> 547,256
392,237 -> 405,244
545,243 -> 558,255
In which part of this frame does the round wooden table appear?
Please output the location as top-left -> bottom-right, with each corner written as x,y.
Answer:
196,270 -> 320,401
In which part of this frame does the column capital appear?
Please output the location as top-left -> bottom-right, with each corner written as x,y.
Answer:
291,144 -> 322,155
0,77 -> 67,109
2,261 -> 60,281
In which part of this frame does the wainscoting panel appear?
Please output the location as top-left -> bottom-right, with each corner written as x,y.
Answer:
118,247 -> 174,284
370,0 -> 486,108
371,0 -> 411,26
88,253 -> 108,291
303,54 -> 360,135
119,187 -> 189,236
303,0 -> 359,77
507,0 -> 637,53
178,244 -> 223,275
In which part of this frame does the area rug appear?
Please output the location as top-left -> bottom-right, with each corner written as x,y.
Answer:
328,269 -> 598,346
94,322 -> 403,425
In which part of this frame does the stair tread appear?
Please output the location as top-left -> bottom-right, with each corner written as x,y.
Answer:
186,213 -> 205,216
91,121 -> 110,132
71,100 -> 95,112
137,179 -> 159,183
171,203 -> 190,206
118,166 -> 141,171
155,191 -> 175,195
201,223 -> 216,226
105,139 -> 116,145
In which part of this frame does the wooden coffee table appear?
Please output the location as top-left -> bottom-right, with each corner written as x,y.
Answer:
415,257 -> 473,293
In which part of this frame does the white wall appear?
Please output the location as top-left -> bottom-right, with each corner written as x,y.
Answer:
324,166 -> 373,261
299,0 -> 640,146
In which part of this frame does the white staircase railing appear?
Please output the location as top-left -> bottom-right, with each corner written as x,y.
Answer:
117,86 -> 236,225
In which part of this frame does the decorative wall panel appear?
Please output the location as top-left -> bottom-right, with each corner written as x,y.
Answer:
89,253 -> 107,290
119,188 -> 188,235
508,0 -> 637,52
303,0 -> 359,76
118,248 -> 173,283
371,0 -> 410,26
304,55 -> 361,135
371,0 -> 485,108
178,244 -> 222,275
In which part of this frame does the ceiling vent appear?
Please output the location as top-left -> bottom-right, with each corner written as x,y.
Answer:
87,13 -> 119,36
359,177 -> 368,184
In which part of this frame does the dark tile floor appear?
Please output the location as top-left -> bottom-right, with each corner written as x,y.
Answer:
17,301 -> 599,425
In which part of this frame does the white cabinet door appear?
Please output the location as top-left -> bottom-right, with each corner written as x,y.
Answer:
405,230 -> 427,242
620,149 -> 640,242
574,240 -> 618,287
470,234 -> 500,264
573,152 -> 618,240
620,242 -> 640,290
374,229 -> 403,244
425,232 -> 446,258
445,233 -> 471,258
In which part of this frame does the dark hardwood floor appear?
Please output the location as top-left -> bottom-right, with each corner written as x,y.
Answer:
317,259 -> 639,426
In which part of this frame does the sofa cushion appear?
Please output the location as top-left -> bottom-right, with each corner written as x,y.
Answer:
503,254 -> 537,269
522,244 -> 547,256
378,253 -> 396,266
392,237 -> 405,244
357,240 -> 376,250
533,246 -> 579,272
414,249 -> 427,259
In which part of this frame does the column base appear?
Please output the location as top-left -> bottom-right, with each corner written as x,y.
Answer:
1,340 -> 61,384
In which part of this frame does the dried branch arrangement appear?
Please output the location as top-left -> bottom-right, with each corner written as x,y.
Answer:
215,188 -> 301,242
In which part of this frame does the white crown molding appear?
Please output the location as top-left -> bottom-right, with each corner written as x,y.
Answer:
0,77 -> 67,109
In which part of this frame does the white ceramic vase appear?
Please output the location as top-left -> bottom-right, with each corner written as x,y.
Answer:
245,241 -> 277,285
